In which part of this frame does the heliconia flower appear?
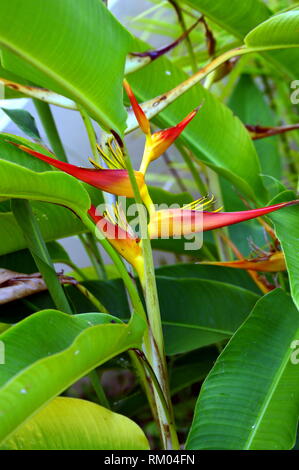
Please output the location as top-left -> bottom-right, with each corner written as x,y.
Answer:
9,142 -> 145,198
148,199 -> 299,239
123,80 -> 200,174
88,204 -> 144,277
199,251 -> 286,273
140,108 -> 200,173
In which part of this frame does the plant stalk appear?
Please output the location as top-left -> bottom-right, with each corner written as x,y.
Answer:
33,99 -> 68,162
11,199 -> 72,314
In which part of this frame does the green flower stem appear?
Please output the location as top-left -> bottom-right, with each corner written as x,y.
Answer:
128,350 -> 159,424
11,199 -> 72,314
79,107 -> 99,162
123,146 -> 179,450
33,99 -> 68,162
82,214 -> 158,421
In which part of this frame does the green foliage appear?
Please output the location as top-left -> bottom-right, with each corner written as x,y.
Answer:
0,0 -> 132,133
0,309 -> 144,444
1,397 -> 149,450
186,290 -> 299,450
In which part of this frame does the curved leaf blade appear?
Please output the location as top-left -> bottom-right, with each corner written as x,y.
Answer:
0,0 -> 131,132
1,397 -> 149,450
269,191 -> 299,310
179,1 -> 299,78
0,309 -> 144,444
245,11 -> 299,48
0,159 -> 90,216
157,276 -> 259,354
186,289 -> 299,450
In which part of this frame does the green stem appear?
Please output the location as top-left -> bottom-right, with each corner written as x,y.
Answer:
11,199 -> 72,314
33,99 -> 68,162
169,0 -> 198,74
176,142 -> 207,195
74,283 -> 108,313
57,259 -> 89,281
133,348 -> 174,427
123,146 -> 179,450
89,369 -> 110,409
79,107 -> 99,162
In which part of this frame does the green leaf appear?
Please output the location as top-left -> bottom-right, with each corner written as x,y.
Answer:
268,191 -> 299,310
186,289 -> 299,450
0,309 -> 144,444
1,397 -> 149,450
0,108 -> 41,140
116,346 -> 218,418
0,242 -> 70,274
157,276 -> 259,354
0,203 -> 87,256
179,1 -> 299,78
228,74 -> 282,182
129,40 -> 267,202
0,158 -> 90,216
156,262 -> 260,294
245,11 -> 299,49
179,0 -> 271,38
0,0 -> 132,133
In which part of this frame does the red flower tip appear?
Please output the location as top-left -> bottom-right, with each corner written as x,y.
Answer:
123,79 -> 150,135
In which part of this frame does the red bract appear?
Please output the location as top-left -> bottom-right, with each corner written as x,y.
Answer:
88,205 -> 143,276
123,80 -> 200,174
10,143 -> 145,198
148,200 -> 299,238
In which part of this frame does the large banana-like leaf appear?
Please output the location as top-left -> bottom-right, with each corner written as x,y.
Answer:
156,276 -> 259,354
245,11 -> 299,49
0,0 -> 132,133
0,204 -> 86,256
269,191 -> 299,311
179,1 -> 299,78
1,397 -> 149,450
0,159 -> 90,216
156,262 -> 260,293
186,289 -> 299,450
0,309 -> 144,444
